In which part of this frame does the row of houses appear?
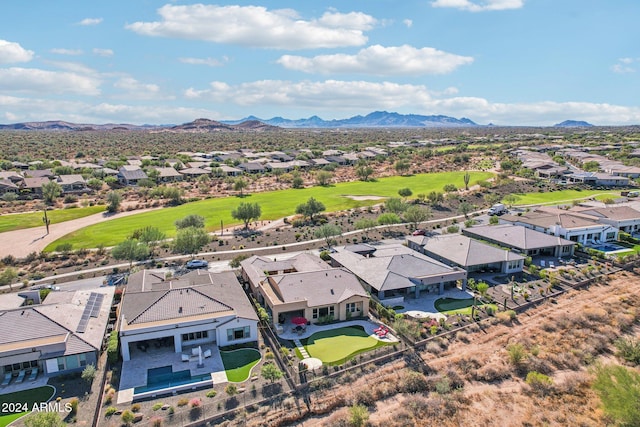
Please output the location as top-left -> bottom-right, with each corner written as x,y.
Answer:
3,204 -> 637,381
0,171 -> 90,196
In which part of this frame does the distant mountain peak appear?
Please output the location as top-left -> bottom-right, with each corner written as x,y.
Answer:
554,120 -> 594,127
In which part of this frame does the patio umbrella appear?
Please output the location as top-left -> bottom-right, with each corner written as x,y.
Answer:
292,316 -> 307,326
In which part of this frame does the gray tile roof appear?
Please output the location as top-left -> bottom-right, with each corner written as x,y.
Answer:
331,243 -> 466,292
462,224 -> 575,250
573,206 -> 640,221
415,234 -> 525,268
122,269 -> 257,327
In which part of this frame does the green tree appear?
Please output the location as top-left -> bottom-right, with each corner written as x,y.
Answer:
106,191 -> 122,213
173,227 -> 210,256
463,171 -> 471,190
592,364 -> 640,426
348,404 -> 369,427
292,175 -> 304,189
42,180 -> 62,206
476,282 -> 489,298
443,183 -> 457,192
583,161 -> 600,172
136,226 -> 166,257
233,177 -> 248,196
458,201 -> 474,218
398,187 -> 413,198
0,267 -> 18,291
355,165 -> 374,181
503,194 -> 520,207
231,202 -> 262,231
394,160 -> 410,175
385,197 -> 408,214
24,412 -> 65,427
261,362 -> 283,383
111,239 -> 150,268
427,191 -> 444,206
403,205 -> 432,230
314,224 -> 342,248
295,197 -> 325,222
163,186 -> 184,205
315,170 -> 333,186
377,213 -> 402,228
175,214 -> 205,229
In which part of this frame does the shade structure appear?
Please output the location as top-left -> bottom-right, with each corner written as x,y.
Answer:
291,316 -> 307,326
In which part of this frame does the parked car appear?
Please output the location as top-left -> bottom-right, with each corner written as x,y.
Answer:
412,229 -> 427,236
186,259 -> 209,269
44,284 -> 61,291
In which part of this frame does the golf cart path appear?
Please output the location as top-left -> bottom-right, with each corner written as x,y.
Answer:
0,208 -> 160,259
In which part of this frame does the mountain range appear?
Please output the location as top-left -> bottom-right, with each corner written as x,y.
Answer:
0,112 -> 599,131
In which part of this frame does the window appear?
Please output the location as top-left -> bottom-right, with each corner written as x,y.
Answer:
57,357 -> 65,372
227,326 -> 250,341
562,246 -> 571,254
182,331 -> 208,342
606,232 -> 616,240
79,353 -> 87,367
346,302 -> 359,313
312,306 -> 335,320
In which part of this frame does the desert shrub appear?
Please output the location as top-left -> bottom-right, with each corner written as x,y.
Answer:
121,410 -> 134,426
401,370 -> 429,393
352,389 -> 376,407
507,343 -> 526,366
131,403 -> 141,413
348,404 -> 369,427
69,398 -> 79,414
177,398 -> 189,407
615,337 -> 640,365
592,364 -> 640,426
526,371 -> 554,396
151,416 -> 163,427
105,407 -> 117,417
206,390 -> 217,398
152,403 -> 163,411
434,376 -> 451,395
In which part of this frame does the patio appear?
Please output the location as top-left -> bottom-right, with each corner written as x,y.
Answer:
118,343 -> 226,403
394,287 -> 474,320
278,319 -> 399,343
0,372 -> 48,394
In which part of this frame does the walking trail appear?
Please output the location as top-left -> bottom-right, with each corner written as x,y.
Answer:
0,208 -> 160,259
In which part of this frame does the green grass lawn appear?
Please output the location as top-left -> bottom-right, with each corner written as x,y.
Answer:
0,205 -> 105,234
434,297 -> 497,315
44,171 -> 493,250
508,189 -> 624,206
220,348 -> 261,383
302,326 -> 393,365
0,385 -> 55,427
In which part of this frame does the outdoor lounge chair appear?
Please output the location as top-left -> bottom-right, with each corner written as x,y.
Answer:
203,349 -> 212,359
14,370 -> 25,384
181,354 -> 190,362
549,261 -> 555,268
540,260 -> 546,267
192,347 -> 200,356
28,368 -> 38,381
1,372 -> 11,386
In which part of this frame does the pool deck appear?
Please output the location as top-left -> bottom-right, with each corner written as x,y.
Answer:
117,343 -> 226,404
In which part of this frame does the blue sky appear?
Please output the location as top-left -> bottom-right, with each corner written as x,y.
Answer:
0,0 -> 639,126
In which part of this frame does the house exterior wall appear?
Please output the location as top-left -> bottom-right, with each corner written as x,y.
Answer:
217,317 -> 258,348
43,351 -> 97,376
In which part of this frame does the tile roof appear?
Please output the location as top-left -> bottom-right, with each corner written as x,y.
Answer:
416,234 -> 524,267
463,224 -> 575,250
572,206 -> 640,221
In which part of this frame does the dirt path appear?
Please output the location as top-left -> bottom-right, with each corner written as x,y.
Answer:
0,208 -> 160,259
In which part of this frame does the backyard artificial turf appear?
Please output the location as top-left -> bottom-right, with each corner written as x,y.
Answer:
434,297 -> 497,315
220,348 -> 261,383
301,326 -> 392,365
0,385 -> 55,427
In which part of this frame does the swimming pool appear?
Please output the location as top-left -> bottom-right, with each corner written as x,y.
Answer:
133,366 -> 212,394
591,243 -> 631,254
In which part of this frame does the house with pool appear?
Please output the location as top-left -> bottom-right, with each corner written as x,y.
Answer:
500,206 -> 619,246
118,269 -> 258,362
240,254 -> 369,329
0,286 -> 114,387
329,243 -> 467,307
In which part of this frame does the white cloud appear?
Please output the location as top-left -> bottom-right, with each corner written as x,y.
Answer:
78,18 -> 103,26
126,4 -> 374,49
612,58 -> 639,74
0,68 -> 101,95
51,48 -> 83,56
431,0 -> 524,12
182,78 -> 640,125
93,48 -> 114,57
0,40 -> 34,64
112,77 -> 169,100
179,57 -> 228,67
45,60 -> 96,74
277,45 -> 473,76
403,19 -> 413,28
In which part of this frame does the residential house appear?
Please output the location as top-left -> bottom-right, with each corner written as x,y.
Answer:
238,162 -> 265,174
0,286 -> 114,380
57,174 -> 88,193
329,243 -> 467,306
154,167 -> 183,183
407,234 -> 525,274
23,169 -> 54,179
240,254 -> 369,326
500,206 -> 619,245
22,177 -> 51,197
0,179 -> 19,195
462,224 -> 576,258
570,205 -> 640,234
179,167 -> 210,179
119,270 -> 258,362
117,165 -> 148,186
